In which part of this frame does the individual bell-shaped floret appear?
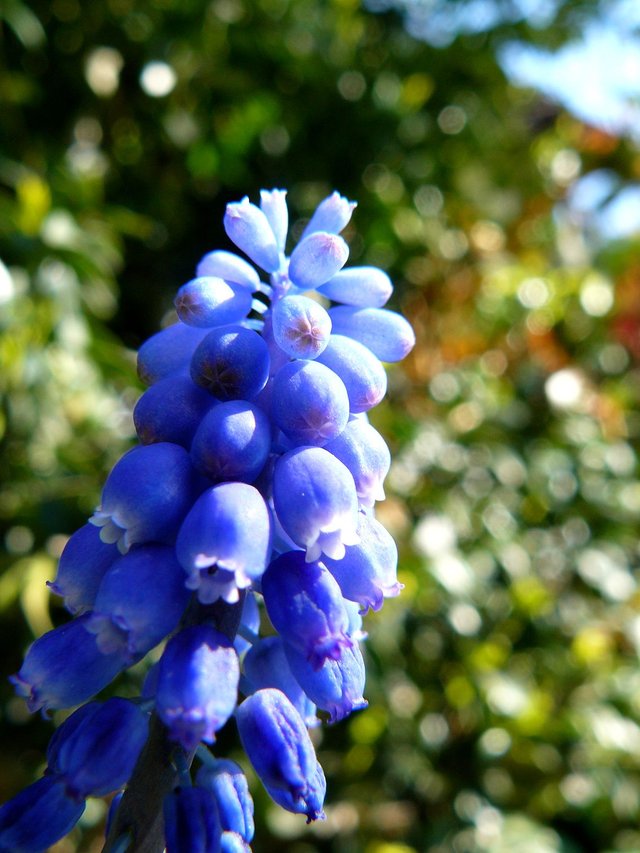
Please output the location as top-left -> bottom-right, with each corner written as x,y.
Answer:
284,641 -> 367,724
176,482 -> 272,604
191,326 -> 270,401
243,637 -> 318,727
196,759 -> 254,842
190,400 -> 271,484
288,231 -> 349,291
328,306 -> 416,362
156,625 -> 240,750
224,196 -> 280,273
137,321 -> 209,386
134,374 -> 214,449
322,513 -> 402,613
235,688 -> 325,822
324,419 -> 391,508
262,551 -> 352,669
300,191 -> 356,241
271,294 -> 331,360
90,443 -> 202,554
10,614 -> 126,713
163,786 -> 221,853
196,250 -> 261,291
0,776 -> 85,853
271,360 -> 349,447
46,698 -> 149,800
84,544 -> 190,662
317,265 -> 393,307
260,188 -> 288,253
175,277 -> 253,328
46,523 -> 119,615
273,446 -> 359,562
316,334 -> 387,413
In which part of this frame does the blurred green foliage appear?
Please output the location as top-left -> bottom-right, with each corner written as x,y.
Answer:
1,0 -> 640,850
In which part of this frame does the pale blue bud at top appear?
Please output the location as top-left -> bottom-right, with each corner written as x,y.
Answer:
273,447 -> 359,562
156,625 -> 240,750
134,374 -> 214,448
163,786 -> 221,853
90,443 -> 201,553
271,360 -> 349,447
317,265 -> 393,307
191,326 -> 270,402
300,191 -> 356,241
284,641 -> 367,724
322,513 -> 402,613
288,232 -> 349,290
84,544 -> 190,662
46,523 -> 119,615
196,249 -> 261,291
235,688 -> 325,822
271,294 -> 332,359
190,400 -> 271,484
316,334 -> 387,413
262,551 -> 352,670
243,637 -> 318,727
137,322 -> 209,385
175,277 -> 253,328
260,188 -> 288,252
324,419 -> 391,507
196,759 -> 254,842
10,615 -> 125,713
176,483 -> 272,604
224,197 -> 280,273
46,698 -> 149,800
0,776 -> 85,853
328,306 -> 416,362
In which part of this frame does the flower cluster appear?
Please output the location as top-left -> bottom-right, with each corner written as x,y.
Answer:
0,189 -> 414,852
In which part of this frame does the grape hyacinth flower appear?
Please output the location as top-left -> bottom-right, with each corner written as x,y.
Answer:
3,188 -> 413,852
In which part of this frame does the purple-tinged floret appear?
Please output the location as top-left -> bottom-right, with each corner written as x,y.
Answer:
224,196 -> 280,273
196,758 -> 254,842
176,482 -> 272,604
175,276 -> 252,328
10,614 -> 126,713
262,550 -> 352,669
84,544 -> 190,661
236,688 -> 325,822
243,636 -> 318,727
273,446 -> 359,562
0,776 -> 85,853
46,523 -> 119,615
328,306 -> 416,362
288,231 -> 349,290
90,442 -> 201,553
156,625 -> 240,751
323,513 -> 402,613
300,191 -> 356,241
163,785 -> 221,853
271,360 -> 349,447
46,698 -> 149,800
284,641 -> 367,724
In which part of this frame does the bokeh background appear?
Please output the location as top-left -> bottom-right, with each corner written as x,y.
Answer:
2,1 -> 640,850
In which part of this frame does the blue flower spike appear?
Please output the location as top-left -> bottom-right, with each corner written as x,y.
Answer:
5,187 -> 414,852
